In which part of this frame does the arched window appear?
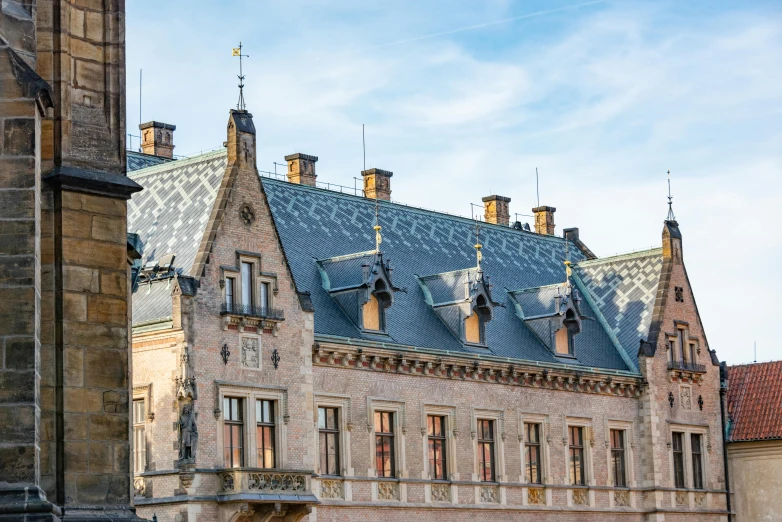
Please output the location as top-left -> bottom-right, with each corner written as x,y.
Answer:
555,309 -> 579,356
362,280 -> 389,332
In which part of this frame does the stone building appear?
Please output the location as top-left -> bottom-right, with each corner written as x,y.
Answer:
0,0 -> 144,520
125,107 -> 730,522
725,360 -> 782,521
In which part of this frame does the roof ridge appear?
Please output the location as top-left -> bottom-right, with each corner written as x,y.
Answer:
260,176 -> 573,247
577,247 -> 663,267
128,149 -> 227,178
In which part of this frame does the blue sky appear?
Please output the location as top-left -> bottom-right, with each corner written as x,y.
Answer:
127,0 -> 781,365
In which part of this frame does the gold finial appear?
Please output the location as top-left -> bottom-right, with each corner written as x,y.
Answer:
564,260 -> 572,280
475,242 -> 483,267
374,224 -> 382,252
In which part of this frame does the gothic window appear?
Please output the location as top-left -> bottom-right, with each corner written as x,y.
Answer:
318,407 -> 340,476
256,399 -> 275,468
478,419 -> 496,482
362,279 -> 390,332
225,277 -> 235,312
375,411 -> 395,478
672,432 -> 685,488
241,262 -> 254,309
555,310 -> 578,356
223,397 -> 244,468
133,399 -> 146,473
465,295 -> 489,345
524,423 -> 542,484
568,426 -> 586,486
611,429 -> 627,487
427,415 -> 447,480
691,434 -> 704,490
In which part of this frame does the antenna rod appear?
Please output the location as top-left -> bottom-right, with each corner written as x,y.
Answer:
536,167 -> 540,208
754,341 -> 757,363
362,124 -> 366,172
139,69 -> 142,152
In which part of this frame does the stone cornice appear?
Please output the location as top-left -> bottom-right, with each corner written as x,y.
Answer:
313,341 -> 643,398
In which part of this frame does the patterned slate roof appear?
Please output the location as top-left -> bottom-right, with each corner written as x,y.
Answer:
727,361 -> 782,442
574,249 -> 662,366
133,277 -> 174,325
317,251 -> 377,290
418,269 -> 479,305
262,177 -> 633,372
127,151 -> 173,172
510,284 -> 566,318
127,150 -> 226,274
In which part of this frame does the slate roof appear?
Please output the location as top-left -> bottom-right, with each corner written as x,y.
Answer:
133,277 -> 174,324
575,249 -> 662,367
727,361 -> 782,442
317,251 -> 378,291
125,150 -> 664,373
262,177 -> 634,372
127,151 -> 173,171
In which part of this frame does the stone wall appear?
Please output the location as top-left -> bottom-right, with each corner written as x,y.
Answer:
728,440 -> 782,522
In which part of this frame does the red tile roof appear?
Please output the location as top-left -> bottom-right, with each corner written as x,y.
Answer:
727,361 -> 782,442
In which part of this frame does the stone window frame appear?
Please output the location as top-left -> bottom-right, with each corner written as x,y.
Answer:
220,265 -> 240,309
237,252 -> 261,309
668,423 -> 709,493
564,416 -> 595,507
470,407 -> 506,482
420,403 -> 458,481
367,397 -> 408,502
366,397 -> 407,478
518,411 -> 550,485
239,333 -> 262,371
132,384 -> 153,473
605,419 -> 635,490
215,381 -> 289,470
314,393 -> 354,478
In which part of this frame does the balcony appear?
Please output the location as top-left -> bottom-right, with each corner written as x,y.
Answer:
667,360 -> 706,373
220,303 -> 284,333
218,469 -> 315,497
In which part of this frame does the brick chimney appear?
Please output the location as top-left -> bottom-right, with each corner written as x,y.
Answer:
482,195 -> 511,226
362,168 -> 392,200
532,206 -> 556,235
139,121 -> 176,158
285,153 -> 318,186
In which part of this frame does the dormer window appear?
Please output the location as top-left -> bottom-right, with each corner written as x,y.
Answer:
509,283 -> 583,358
317,251 -> 400,335
417,268 -> 498,348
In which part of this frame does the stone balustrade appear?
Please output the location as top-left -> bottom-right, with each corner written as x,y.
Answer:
218,469 -> 312,496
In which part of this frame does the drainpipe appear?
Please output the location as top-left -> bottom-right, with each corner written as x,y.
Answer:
719,361 -> 732,521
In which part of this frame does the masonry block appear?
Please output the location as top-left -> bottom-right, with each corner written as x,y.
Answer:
4,337 -> 35,370
89,415 -> 128,441
2,118 -> 35,155
87,294 -> 127,325
84,348 -> 127,388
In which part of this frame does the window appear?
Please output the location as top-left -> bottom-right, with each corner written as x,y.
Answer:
689,343 -> 698,366
375,411 -> 395,478
427,415 -> 447,480
610,429 -> 627,487
223,397 -> 244,468
465,312 -> 482,344
260,281 -> 271,313
524,423 -> 542,484
672,432 -> 685,488
478,419 -> 496,482
241,262 -> 253,307
318,407 -> 340,476
132,399 -> 146,473
256,400 -> 275,468
225,277 -> 235,311
691,434 -> 703,490
363,293 -> 381,331
677,328 -> 687,363
555,310 -> 579,355
568,426 -> 585,485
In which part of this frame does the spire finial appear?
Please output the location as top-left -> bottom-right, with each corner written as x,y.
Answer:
232,42 -> 249,111
474,222 -> 483,270
666,169 -> 676,221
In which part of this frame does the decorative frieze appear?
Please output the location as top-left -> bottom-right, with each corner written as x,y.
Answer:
321,479 -> 344,499
312,343 -> 642,398
219,470 -> 309,494
572,488 -> 588,505
377,481 -> 399,501
480,485 -> 499,503
614,489 -> 630,507
527,487 -> 544,505
675,490 -> 687,506
241,337 -> 260,369
431,483 -> 450,502
694,492 -> 706,507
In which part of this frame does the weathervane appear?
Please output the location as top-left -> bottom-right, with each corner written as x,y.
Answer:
232,42 -> 249,111
666,169 -> 676,221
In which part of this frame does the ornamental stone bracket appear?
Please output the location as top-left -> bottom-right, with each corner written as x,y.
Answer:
313,343 -> 642,398
222,314 -> 282,336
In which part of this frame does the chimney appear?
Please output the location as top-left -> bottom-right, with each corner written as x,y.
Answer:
285,153 -> 318,186
226,109 -> 256,168
362,168 -> 392,201
482,195 -> 511,226
532,206 -> 556,235
139,121 -> 176,158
